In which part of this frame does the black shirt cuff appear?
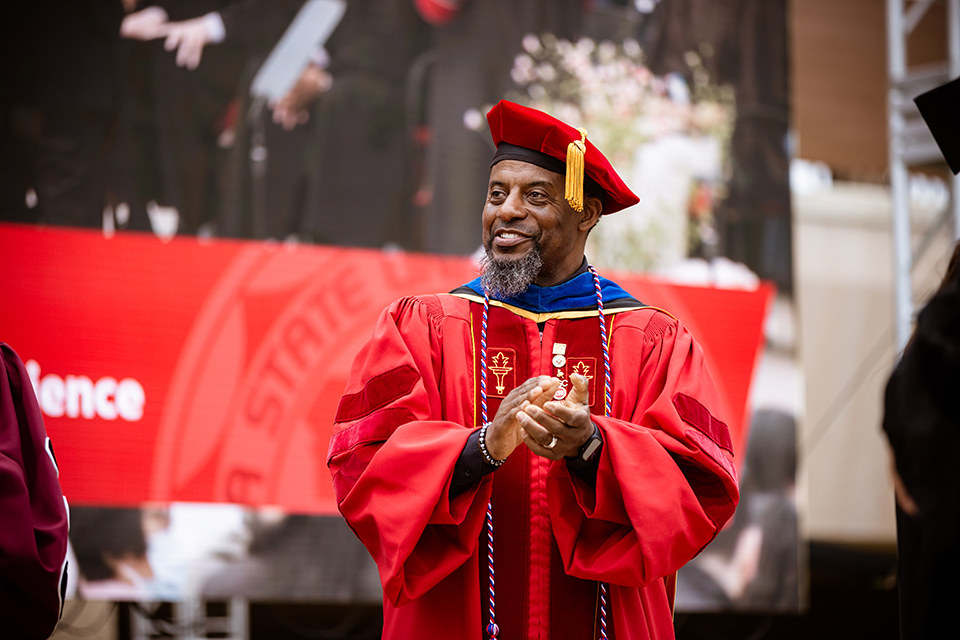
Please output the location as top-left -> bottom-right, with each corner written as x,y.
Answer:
450,429 -> 499,497
564,424 -> 602,487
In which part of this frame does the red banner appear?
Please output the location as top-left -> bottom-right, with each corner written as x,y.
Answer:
0,223 -> 772,515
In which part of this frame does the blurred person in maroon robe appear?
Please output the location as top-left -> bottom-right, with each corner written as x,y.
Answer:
0,343 -> 69,639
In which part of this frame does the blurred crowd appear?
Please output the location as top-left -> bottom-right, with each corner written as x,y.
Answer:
68,504 -> 381,603
0,0 -> 791,294
0,0 -> 585,253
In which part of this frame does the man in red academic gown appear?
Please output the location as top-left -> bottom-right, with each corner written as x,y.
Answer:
327,100 -> 739,640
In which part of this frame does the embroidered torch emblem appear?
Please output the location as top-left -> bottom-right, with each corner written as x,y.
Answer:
572,360 -> 593,380
490,352 -> 513,395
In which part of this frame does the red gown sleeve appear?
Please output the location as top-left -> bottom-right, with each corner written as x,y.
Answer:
327,296 -> 489,607
547,310 -> 740,587
0,343 -> 69,639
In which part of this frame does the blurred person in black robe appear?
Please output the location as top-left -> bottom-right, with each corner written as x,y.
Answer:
636,0 -> 791,293
215,0 -> 429,245
883,239 -> 960,640
115,0 -> 303,235
411,0 -> 583,255
882,77 -> 960,640
0,1 -> 124,228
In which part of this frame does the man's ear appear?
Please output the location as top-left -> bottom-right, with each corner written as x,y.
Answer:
579,196 -> 603,232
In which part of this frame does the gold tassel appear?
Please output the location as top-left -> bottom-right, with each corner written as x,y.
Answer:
565,128 -> 588,212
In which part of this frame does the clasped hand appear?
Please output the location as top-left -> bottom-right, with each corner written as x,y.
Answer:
485,374 -> 594,462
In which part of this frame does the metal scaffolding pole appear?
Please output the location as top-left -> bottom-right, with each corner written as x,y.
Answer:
950,0 -> 960,238
886,0 -> 960,350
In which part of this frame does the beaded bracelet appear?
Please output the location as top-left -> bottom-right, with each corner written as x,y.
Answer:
478,423 -> 505,468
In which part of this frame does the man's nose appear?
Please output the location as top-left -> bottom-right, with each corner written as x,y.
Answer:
498,190 -> 526,220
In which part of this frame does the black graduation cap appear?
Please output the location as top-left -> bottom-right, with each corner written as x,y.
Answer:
915,76 -> 960,174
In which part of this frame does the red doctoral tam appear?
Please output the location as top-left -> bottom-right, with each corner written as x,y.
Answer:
486,100 -> 640,215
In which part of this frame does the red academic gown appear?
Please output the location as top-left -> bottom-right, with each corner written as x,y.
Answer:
328,292 -> 739,640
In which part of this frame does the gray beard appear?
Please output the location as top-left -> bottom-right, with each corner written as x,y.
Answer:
479,243 -> 543,299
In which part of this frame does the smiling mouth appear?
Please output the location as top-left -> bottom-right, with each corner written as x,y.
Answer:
492,229 -> 533,249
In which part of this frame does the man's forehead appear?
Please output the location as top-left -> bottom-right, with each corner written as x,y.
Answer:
489,160 -> 563,187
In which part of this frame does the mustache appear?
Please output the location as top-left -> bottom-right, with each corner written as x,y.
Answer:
485,224 -> 540,250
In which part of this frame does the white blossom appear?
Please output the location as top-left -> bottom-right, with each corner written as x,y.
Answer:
598,41 -> 617,64
522,33 -> 542,54
575,37 -> 595,55
463,108 -> 484,131
536,63 -> 557,82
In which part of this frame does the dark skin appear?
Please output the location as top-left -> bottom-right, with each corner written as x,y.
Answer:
481,160 -> 603,462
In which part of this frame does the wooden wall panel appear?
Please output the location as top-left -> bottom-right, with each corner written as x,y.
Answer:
790,0 -> 948,180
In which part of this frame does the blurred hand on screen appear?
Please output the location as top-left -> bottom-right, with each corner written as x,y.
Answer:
271,63 -> 332,130
162,14 -> 223,70
120,6 -> 169,40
